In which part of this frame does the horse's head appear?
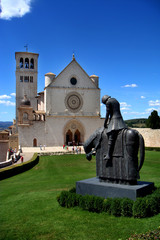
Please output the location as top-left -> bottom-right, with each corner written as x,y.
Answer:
83,127 -> 104,161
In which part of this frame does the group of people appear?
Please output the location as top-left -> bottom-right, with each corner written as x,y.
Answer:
40,144 -> 46,150
63,144 -> 82,154
72,146 -> 82,154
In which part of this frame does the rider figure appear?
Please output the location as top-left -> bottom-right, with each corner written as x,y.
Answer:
102,95 -> 127,161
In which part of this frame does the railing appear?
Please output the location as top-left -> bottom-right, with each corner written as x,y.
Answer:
0,150 -> 21,169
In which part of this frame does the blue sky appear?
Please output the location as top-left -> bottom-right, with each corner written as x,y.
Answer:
0,0 -> 160,121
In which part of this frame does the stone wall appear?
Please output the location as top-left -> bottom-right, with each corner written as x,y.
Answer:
134,128 -> 160,148
0,141 -> 9,162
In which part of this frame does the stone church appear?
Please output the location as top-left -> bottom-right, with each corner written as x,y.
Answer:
15,51 -> 104,147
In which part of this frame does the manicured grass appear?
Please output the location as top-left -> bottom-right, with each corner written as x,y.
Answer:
0,152 -> 160,240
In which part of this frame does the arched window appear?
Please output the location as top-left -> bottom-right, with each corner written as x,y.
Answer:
25,58 -> 29,68
30,58 -> 34,69
20,58 -> 23,68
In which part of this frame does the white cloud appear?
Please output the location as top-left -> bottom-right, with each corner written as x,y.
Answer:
0,0 -> 32,20
141,96 -> 146,99
120,102 -> 131,110
0,100 -> 15,106
10,93 -> 16,97
130,111 -> 146,115
149,100 -> 160,106
0,94 -> 11,99
122,84 -> 138,88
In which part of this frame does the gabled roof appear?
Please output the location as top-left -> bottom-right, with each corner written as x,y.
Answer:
45,57 -> 98,89
56,58 -> 90,79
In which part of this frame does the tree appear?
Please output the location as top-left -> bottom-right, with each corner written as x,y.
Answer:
146,110 -> 160,129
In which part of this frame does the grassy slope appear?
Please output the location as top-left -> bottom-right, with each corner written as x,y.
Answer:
0,152 -> 160,240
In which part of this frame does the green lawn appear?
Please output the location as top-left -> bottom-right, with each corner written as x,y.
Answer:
0,152 -> 160,240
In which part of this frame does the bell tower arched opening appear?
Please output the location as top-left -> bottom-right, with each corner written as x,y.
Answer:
30,58 -> 34,69
20,58 -> 23,68
25,58 -> 29,68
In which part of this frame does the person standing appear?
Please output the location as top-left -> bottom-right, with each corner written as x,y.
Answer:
102,95 -> 127,161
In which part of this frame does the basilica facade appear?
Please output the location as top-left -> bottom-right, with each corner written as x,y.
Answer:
15,51 -> 104,147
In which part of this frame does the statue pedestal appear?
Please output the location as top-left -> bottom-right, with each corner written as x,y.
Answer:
76,177 -> 154,201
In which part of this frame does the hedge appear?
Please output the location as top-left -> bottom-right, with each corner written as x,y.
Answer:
57,187 -> 160,218
145,147 -> 160,151
0,153 -> 39,180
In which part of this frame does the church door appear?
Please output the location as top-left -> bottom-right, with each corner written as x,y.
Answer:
74,129 -> 80,145
33,138 -> 37,147
66,130 -> 72,145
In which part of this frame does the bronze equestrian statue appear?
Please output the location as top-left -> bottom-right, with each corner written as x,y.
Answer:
83,95 -> 145,185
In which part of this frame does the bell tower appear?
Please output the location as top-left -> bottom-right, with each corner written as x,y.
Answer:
15,51 -> 39,123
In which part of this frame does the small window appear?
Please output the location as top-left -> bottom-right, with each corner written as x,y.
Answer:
20,76 -> 23,82
30,58 -> 34,69
20,58 -> 23,68
30,76 -> 33,82
24,76 -> 29,82
70,77 -> 77,85
25,58 -> 29,68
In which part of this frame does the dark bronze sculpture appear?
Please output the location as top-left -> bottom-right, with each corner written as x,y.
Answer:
102,95 -> 127,161
84,95 -> 145,185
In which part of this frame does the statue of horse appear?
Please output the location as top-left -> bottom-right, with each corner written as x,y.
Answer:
83,127 -> 145,185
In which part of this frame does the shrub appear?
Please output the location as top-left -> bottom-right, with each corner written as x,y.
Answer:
83,195 -> 95,212
69,187 -> 76,193
57,191 -> 69,207
145,196 -> 159,217
78,195 -> 105,213
57,187 -> 160,218
103,198 -> 112,214
110,198 -> 122,216
93,196 -> 104,213
133,193 -> 160,218
121,198 -> 133,217
66,192 -> 78,208
152,188 -> 160,211
57,191 -> 80,208
78,194 -> 86,209
133,198 -> 148,218
145,147 -> 160,151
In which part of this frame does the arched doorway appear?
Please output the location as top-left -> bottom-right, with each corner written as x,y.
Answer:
66,130 -> 72,145
74,129 -> 80,144
64,120 -> 85,146
33,138 -> 37,147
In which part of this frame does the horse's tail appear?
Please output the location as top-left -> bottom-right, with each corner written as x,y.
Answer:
125,128 -> 145,173
138,132 -> 145,171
